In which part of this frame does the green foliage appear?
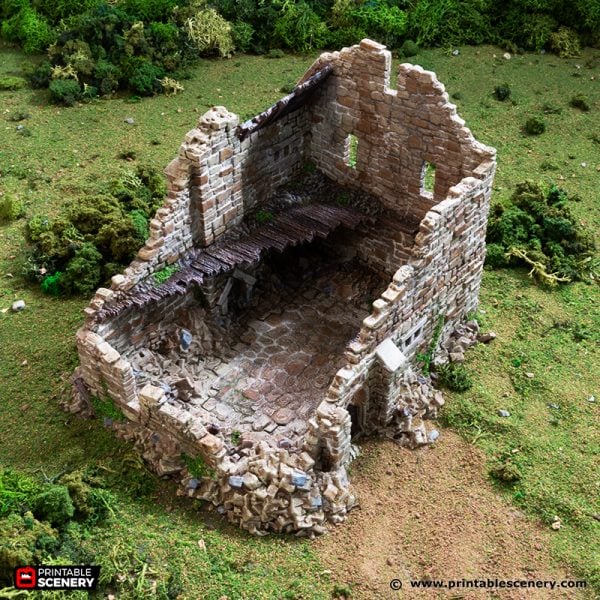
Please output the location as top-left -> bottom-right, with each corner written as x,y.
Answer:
153,264 -> 180,285
255,209 -> 274,223
436,362 -> 473,391
0,195 -> 25,223
26,165 -> 164,296
416,314 -> 445,376
0,512 -> 58,581
1,5 -> 56,54
60,242 -> 103,295
0,468 -> 39,517
40,272 -> 63,296
184,8 -> 235,57
120,0 -> 180,21
231,430 -> 241,445
570,93 -> 590,112
493,83 -> 511,101
231,20 -> 254,53
49,78 -> 81,106
0,76 -> 26,90
126,58 -> 165,95
524,115 -> 545,135
274,1 -> 328,53
33,485 -> 75,526
486,181 -> 597,284
347,1 -> 407,49
549,26 -> 581,58
23,59 -> 52,88
399,39 -> 419,58
90,392 -> 125,421
181,453 -> 215,479
407,0 -> 492,47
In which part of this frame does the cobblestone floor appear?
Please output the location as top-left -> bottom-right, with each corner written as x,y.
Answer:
129,257 -> 386,444
196,262 -> 384,442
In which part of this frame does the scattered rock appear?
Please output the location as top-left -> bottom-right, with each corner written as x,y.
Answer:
477,331 -> 497,343
498,409 -> 511,418
11,300 -> 25,312
428,429 -> 440,442
386,557 -> 394,566
503,52 -> 511,60
587,395 -> 595,403
124,117 -> 135,125
547,403 -> 560,410
180,329 -> 193,351
525,372 -> 535,379
452,49 -> 460,56
551,516 -> 561,530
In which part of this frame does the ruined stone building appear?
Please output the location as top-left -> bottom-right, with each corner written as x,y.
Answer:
70,40 -> 496,535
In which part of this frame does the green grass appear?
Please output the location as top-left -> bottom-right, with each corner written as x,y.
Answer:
1,42 -> 599,596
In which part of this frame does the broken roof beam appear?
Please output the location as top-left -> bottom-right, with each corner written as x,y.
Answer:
235,65 -> 333,141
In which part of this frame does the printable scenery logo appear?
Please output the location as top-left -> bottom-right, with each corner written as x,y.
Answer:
15,566 -> 100,591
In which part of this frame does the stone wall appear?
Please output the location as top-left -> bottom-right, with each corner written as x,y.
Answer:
303,39 -> 493,227
71,39 -> 496,536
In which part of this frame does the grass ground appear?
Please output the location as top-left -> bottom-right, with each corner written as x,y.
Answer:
0,42 -> 598,597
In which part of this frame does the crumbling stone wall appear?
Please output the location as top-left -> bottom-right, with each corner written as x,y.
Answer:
71,39 -> 496,536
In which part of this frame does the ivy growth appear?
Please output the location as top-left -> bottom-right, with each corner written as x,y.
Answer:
416,314 -> 445,376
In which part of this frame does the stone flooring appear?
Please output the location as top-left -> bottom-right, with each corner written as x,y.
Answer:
194,261 -> 384,442
129,259 -> 386,444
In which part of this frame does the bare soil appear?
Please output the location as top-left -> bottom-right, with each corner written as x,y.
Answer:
314,432 -> 586,599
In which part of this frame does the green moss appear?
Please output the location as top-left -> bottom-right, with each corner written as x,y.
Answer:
436,362 -> 473,392
32,485 -> 75,526
90,393 -> 125,422
0,512 -> 59,581
152,264 -> 180,285
0,76 -> 26,90
524,116 -> 546,135
181,453 -> 215,479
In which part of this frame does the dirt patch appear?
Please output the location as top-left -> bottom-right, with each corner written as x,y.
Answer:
314,432 -> 585,599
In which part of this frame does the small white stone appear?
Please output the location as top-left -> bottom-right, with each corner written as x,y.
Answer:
11,300 -> 25,312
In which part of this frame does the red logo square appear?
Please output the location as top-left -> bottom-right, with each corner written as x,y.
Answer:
15,567 -> 37,589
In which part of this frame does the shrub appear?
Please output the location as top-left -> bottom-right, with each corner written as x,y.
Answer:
407,0 -> 492,47
0,512 -> 58,580
40,271 -> 63,296
184,8 -> 235,57
60,243 -> 103,295
49,78 -> 81,105
273,1 -> 329,53
1,5 -> 56,53
524,116 -> 545,135
348,1 -> 408,48
486,181 -> 596,284
570,93 -> 590,112
120,0 -> 180,21
436,362 -> 473,392
26,166 -> 164,296
0,76 -> 26,90
126,58 -> 165,95
0,195 -> 25,222
550,26 -> 581,58
493,83 -> 511,101
23,60 -> 52,88
32,485 -> 75,526
399,39 -> 419,58
94,59 -> 122,95
160,76 -> 184,95
231,20 -> 254,53
514,13 -> 556,51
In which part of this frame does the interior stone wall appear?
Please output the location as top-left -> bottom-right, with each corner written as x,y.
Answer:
303,39 -> 493,224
